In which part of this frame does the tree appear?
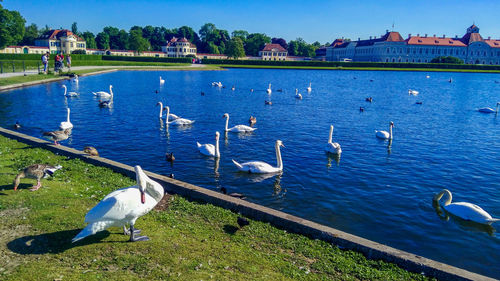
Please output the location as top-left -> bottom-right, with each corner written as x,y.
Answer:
95,32 -> 110,49
430,56 -> 464,64
271,38 -> 288,50
129,28 -> 150,54
81,31 -> 97,49
226,37 -> 245,58
20,23 -> 38,46
245,33 -> 270,56
71,22 -> 78,35
199,23 -> 216,42
232,30 -> 249,41
0,5 -> 26,49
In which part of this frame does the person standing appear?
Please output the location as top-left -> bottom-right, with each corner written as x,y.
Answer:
41,52 -> 49,74
66,54 -> 72,70
59,54 -> 65,70
54,54 -> 60,72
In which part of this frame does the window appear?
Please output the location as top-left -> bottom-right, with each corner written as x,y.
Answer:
387,47 -> 390,53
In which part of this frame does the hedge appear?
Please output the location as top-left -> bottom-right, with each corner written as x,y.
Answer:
101,55 -> 191,63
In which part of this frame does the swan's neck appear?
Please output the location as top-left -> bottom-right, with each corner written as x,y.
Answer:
224,116 -> 229,131
497,103 -> 499,112
158,102 -> 163,118
63,86 -> 67,96
434,189 -> 452,206
389,125 -> 393,139
166,107 -> 170,122
328,126 -> 333,144
110,86 -> 113,97
215,136 -> 220,158
275,143 -> 283,170
67,109 -> 70,122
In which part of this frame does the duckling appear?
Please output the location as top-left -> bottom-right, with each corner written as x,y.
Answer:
13,164 -> 62,191
83,146 -> 99,156
166,152 -> 175,163
13,121 -> 21,130
248,116 -> 257,125
43,129 -> 70,145
265,100 -> 272,105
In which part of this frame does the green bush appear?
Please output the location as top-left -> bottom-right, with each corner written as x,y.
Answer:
101,55 -> 191,63
430,56 -> 464,64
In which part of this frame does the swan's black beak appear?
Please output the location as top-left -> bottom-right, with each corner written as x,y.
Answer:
141,191 -> 146,204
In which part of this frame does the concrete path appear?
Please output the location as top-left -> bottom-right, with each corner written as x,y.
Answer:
0,64 -> 207,78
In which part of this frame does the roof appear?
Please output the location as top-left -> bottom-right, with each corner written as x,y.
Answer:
406,36 -> 467,47
166,37 -> 196,48
178,37 -> 189,42
261,43 -> 287,52
485,39 -> 500,48
355,31 -> 404,47
461,32 -> 484,45
37,29 -> 85,41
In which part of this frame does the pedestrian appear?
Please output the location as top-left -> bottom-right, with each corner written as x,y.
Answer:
59,54 -> 65,70
41,52 -> 49,74
54,54 -> 60,72
66,54 -> 72,70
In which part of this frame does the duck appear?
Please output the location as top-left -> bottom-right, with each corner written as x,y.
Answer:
231,85 -> 235,91
449,78 -> 453,83
220,187 -> 246,200
59,108 -> 73,130
83,146 -> 99,156
325,125 -> 342,154
266,83 -> 272,94
232,140 -> 284,174
295,89 -> 302,99
159,76 -> 165,84
156,102 -> 179,120
416,101 -> 423,105
307,82 -> 312,92
237,217 -> 250,228
166,152 -> 175,162
248,116 -> 257,125
375,121 -> 394,140
408,89 -> 419,95
197,131 -> 220,158
43,129 -> 71,145
359,107 -> 365,112
72,165 -> 165,243
13,121 -> 21,130
201,91 -> 205,96
265,100 -> 272,105
478,102 -> 500,113
165,106 -> 194,126
223,113 -> 256,133
433,189 -> 500,225
365,97 -> 373,102
62,85 -> 79,97
13,164 -> 62,191
93,85 -> 113,99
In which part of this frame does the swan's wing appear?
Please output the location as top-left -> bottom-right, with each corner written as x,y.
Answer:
239,161 -> 275,173
446,202 -> 494,222
198,144 -> 215,156
84,186 -> 141,223
231,125 -> 255,132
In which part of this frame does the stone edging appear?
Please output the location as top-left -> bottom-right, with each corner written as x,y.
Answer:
0,127 -> 494,281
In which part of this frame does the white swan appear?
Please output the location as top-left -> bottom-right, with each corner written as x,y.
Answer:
307,82 -> 312,92
165,106 -> 194,126
59,108 -> 73,130
156,102 -> 179,120
197,131 -> 220,158
295,89 -> 302,100
433,189 -> 500,225
159,76 -> 165,84
232,140 -> 284,174
72,165 -> 165,243
325,125 -> 341,154
212,81 -> 222,87
408,89 -> 419,95
375,121 -> 394,140
62,85 -> 79,97
478,102 -> 500,113
223,113 -> 256,133
73,74 -> 79,83
93,85 -> 113,99
266,83 -> 272,94
426,75 -> 430,79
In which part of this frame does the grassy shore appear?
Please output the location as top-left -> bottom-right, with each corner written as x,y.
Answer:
0,135 -> 433,280
0,69 -> 108,87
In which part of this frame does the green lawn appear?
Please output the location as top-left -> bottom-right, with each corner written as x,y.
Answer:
0,69 -> 107,87
0,135 -> 433,280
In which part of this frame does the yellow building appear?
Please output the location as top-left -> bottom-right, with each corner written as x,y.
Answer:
161,37 -> 197,58
0,45 -> 49,54
35,29 -> 86,54
259,43 -> 288,61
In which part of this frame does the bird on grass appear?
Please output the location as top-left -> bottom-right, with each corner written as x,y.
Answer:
237,217 -> 250,228
13,164 -> 62,191
43,129 -> 71,145
83,146 -> 99,156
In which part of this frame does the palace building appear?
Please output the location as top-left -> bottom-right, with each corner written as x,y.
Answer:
326,24 -> 500,65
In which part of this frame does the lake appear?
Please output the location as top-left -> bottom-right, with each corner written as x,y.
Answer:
1,68 -> 500,278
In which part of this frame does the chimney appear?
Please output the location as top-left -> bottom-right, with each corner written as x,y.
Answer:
417,34 -> 420,37
433,34 -> 436,37
358,37 -> 360,41
425,34 -> 428,37
488,36 -> 491,40
369,36 -> 372,39
386,29 -> 389,33
408,33 -> 411,38
442,34 -> 445,38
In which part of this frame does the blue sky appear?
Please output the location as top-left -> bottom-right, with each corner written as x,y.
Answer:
4,0 -> 500,44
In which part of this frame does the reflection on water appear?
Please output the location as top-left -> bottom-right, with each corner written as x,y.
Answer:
326,153 -> 341,168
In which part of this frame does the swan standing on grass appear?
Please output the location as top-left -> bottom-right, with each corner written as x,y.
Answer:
93,85 -> 113,99
165,106 -> 194,125
59,108 -> 73,130
307,82 -> 312,92
223,113 -> 256,133
72,165 -> 165,243
62,85 -> 79,97
159,76 -> 165,84
325,125 -> 342,154
433,189 -> 500,225
478,102 -> 500,113
197,131 -> 220,157
232,140 -> 284,174
375,121 -> 394,140
267,83 -> 272,94
156,102 -> 179,120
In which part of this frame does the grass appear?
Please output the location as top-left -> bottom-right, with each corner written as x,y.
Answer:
0,69 -> 108,87
0,135 -> 434,280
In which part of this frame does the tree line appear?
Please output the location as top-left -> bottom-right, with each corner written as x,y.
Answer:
0,4 -> 329,58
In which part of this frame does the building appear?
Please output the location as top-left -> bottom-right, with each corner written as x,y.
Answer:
259,44 -> 288,61
326,24 -> 500,65
0,45 -> 49,54
161,37 -> 197,58
35,29 -> 86,54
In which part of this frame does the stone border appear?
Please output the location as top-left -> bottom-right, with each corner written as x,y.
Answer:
0,127 -> 494,281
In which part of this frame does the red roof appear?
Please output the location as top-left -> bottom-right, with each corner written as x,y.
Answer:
178,37 -> 189,42
485,39 -> 500,48
461,32 -> 484,45
38,29 -> 85,41
406,36 -> 466,47
384,32 -> 404,42
261,43 -> 287,52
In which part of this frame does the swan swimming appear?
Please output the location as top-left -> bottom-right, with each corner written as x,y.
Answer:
223,113 -> 256,133
159,76 -> 165,84
375,121 -> 394,140
93,85 -> 113,99
72,165 -> 165,243
266,83 -> 272,94
59,108 -> 73,130
433,189 -> 500,225
62,85 -> 79,97
478,102 -> 500,113
325,125 -> 342,154
232,140 -> 284,174
197,131 -> 220,158
165,106 -> 194,126
408,89 -> 419,95
295,89 -> 302,100
307,82 -> 312,92
156,102 -> 179,120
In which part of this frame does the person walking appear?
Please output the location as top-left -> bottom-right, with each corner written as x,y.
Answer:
41,52 -> 49,74
66,54 -> 72,70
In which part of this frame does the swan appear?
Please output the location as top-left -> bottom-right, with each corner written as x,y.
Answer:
73,74 -> 79,83
266,83 -> 272,94
72,165 -> 164,243
408,89 -> 419,95
426,75 -> 430,79
375,121 -> 394,140
307,82 -> 312,92
62,85 -> 79,97
223,113 -> 256,133
478,102 -> 500,113
59,108 -> 73,130
93,85 -> 113,99
165,106 -> 194,126
232,140 -> 284,174
295,89 -> 302,100
156,102 -> 179,120
433,189 -> 500,225
325,125 -> 342,154
197,131 -> 220,157
159,76 -> 165,84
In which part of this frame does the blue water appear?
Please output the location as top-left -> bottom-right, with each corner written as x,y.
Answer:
1,69 -> 500,278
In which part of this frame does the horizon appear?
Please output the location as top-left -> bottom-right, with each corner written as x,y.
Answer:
4,0 -> 500,44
